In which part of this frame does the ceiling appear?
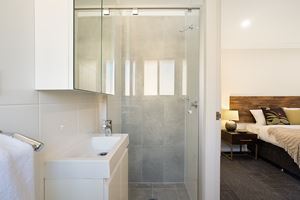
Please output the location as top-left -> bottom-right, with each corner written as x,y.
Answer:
76,0 -> 202,8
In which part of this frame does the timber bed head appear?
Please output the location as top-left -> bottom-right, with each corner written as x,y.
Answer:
229,96 -> 300,123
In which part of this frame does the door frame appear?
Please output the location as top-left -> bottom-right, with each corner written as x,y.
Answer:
198,0 -> 221,200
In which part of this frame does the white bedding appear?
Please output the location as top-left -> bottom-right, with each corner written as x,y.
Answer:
246,124 -> 300,147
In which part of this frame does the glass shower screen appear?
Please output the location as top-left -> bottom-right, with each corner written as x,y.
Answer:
105,8 -> 200,200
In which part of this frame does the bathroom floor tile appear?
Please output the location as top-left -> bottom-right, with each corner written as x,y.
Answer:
128,182 -> 190,200
129,188 -> 153,200
152,183 -> 177,189
177,187 -> 190,200
129,183 -> 153,189
153,188 -> 179,200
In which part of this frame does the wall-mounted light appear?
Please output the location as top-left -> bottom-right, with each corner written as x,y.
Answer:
241,19 -> 251,28
132,8 -> 139,16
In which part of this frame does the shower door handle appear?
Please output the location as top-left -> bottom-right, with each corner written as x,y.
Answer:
190,101 -> 198,109
187,100 -> 198,114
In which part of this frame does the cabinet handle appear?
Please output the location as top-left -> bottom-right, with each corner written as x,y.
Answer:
240,139 -> 252,142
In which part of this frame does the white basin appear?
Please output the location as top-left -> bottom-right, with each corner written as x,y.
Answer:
91,136 -> 121,152
44,134 -> 129,179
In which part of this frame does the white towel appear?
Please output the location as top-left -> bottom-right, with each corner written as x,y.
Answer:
0,134 -> 35,200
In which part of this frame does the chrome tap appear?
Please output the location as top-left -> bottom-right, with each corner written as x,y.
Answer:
102,120 -> 112,136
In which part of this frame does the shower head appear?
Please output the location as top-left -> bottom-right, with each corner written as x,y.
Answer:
179,24 -> 199,32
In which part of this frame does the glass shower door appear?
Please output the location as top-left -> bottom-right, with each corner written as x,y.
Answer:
105,8 -> 201,200
184,9 -> 200,200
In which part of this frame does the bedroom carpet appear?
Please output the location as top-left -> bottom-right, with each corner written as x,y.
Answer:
221,156 -> 300,200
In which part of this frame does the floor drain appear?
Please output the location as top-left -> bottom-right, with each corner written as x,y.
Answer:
98,152 -> 108,156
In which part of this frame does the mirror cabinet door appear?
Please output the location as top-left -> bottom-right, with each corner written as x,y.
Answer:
74,0 -> 115,94
74,10 -> 102,92
101,13 -> 116,95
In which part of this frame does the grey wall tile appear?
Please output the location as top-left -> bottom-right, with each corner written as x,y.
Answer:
122,124 -> 142,145
142,100 -> 164,124
142,146 -> 164,182
163,98 -> 185,124
128,146 -> 143,182
163,121 -> 185,146
107,15 -> 187,183
142,124 -> 164,146
163,145 -> 185,182
121,103 -> 143,125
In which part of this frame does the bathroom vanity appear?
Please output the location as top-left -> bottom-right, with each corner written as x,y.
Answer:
44,134 -> 129,200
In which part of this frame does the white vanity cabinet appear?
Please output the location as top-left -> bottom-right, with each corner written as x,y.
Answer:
45,150 -> 128,200
104,150 -> 128,200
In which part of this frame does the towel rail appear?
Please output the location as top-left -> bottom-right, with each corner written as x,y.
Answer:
0,131 -> 44,152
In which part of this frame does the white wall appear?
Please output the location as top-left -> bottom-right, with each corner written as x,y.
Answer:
222,49 -> 300,108
222,0 -> 300,49
221,0 -> 300,108
0,1 -> 106,199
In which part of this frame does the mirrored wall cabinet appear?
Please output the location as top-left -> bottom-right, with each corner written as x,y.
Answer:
35,0 -> 114,94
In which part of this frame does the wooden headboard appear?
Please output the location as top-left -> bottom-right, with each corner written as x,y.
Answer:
230,96 -> 300,123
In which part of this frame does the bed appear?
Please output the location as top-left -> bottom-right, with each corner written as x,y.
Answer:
230,96 -> 300,178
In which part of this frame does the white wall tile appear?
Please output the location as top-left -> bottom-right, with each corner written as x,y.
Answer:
39,91 -> 99,104
39,91 -> 80,104
77,103 -> 98,134
77,92 -> 99,104
39,104 -> 79,156
40,104 -> 78,141
0,1 -> 104,199
0,105 -> 39,139
98,95 -> 107,133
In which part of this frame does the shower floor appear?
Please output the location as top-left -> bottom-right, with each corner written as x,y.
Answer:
129,182 -> 190,200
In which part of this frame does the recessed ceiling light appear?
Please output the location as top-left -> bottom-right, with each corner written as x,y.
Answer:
132,8 -> 139,15
241,19 -> 251,28
103,9 -> 110,16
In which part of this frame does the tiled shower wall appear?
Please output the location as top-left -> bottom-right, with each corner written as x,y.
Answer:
123,97 -> 185,182
0,1 -> 106,199
107,15 -> 186,182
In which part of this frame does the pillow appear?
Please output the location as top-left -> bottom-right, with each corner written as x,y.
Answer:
262,107 -> 290,125
250,109 -> 266,125
284,109 -> 300,125
283,107 -> 300,110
